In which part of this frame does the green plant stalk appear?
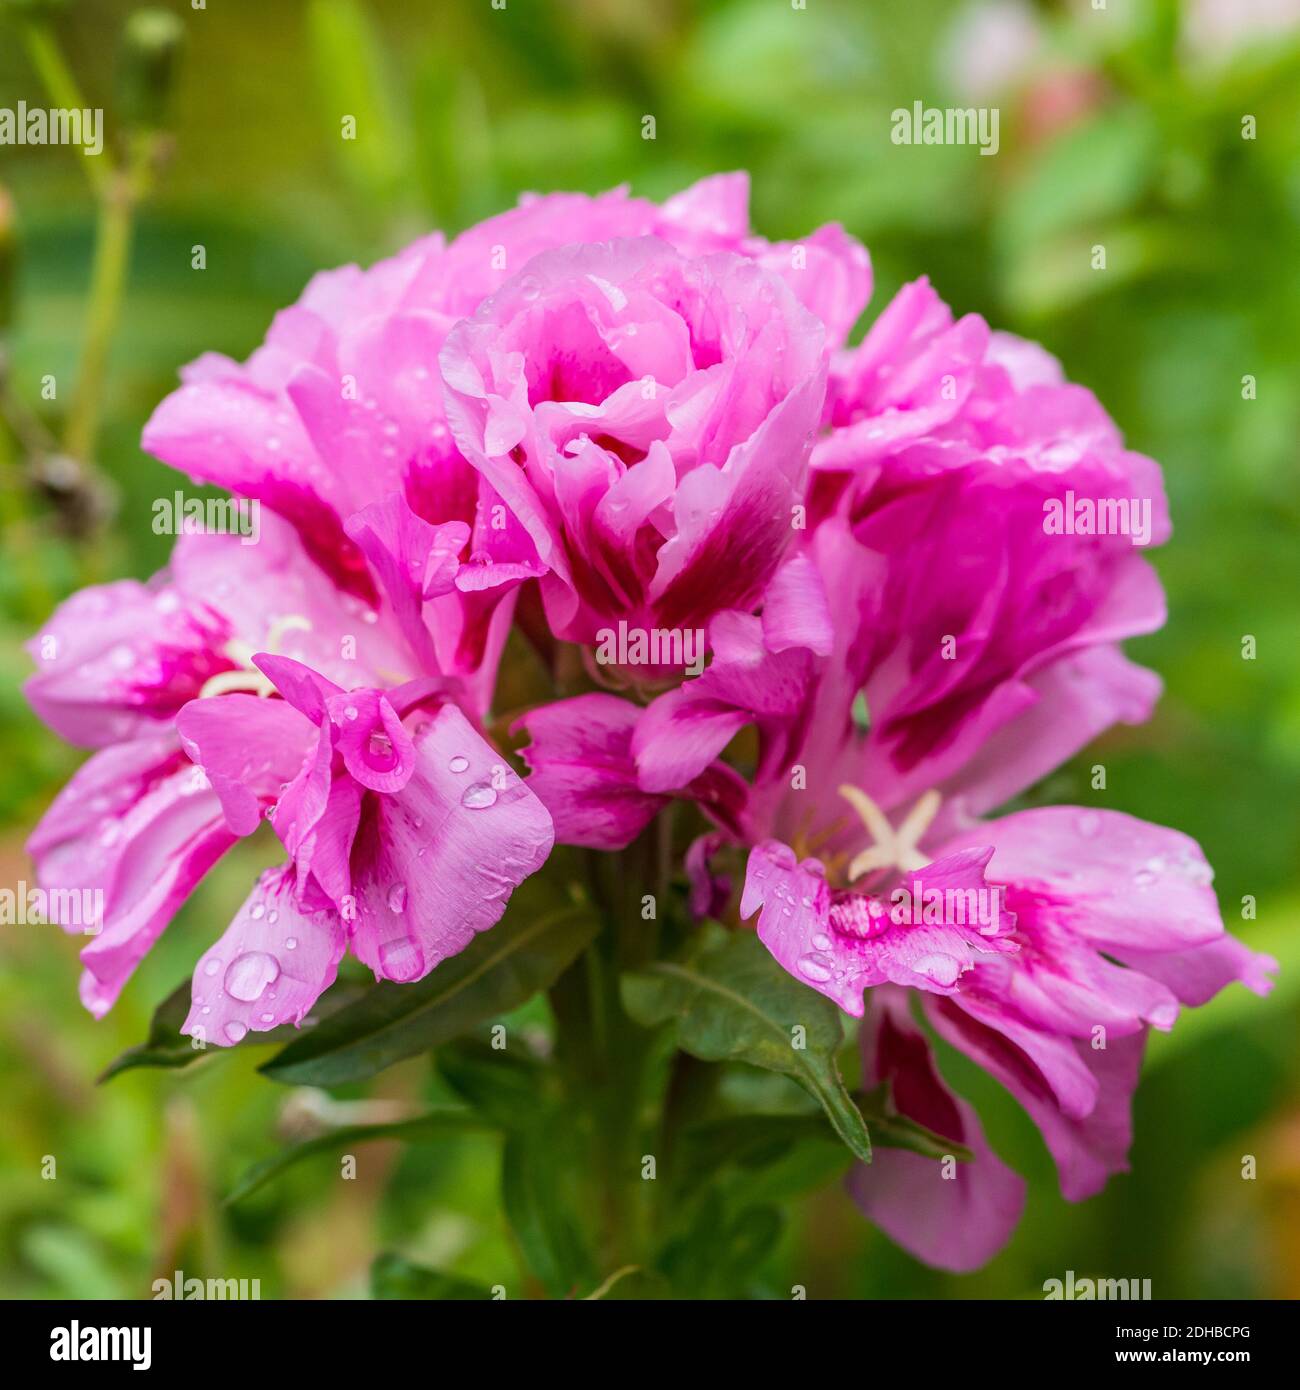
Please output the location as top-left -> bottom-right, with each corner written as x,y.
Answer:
65,168 -> 134,468
20,21 -> 114,192
0,410 -> 54,619
547,845 -> 661,1277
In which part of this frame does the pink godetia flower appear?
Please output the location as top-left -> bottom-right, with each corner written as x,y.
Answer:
440,237 -> 830,665
801,277 -> 1172,826
26,172 -> 864,1030
140,174 -> 867,687
25,518 -> 401,1017
741,795 -> 1277,1269
516,275 -> 1173,860
24,516 -> 553,1033
175,654 -> 552,1045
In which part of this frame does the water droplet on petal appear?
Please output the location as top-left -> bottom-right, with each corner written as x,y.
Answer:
811,933 -> 832,952
203,958 -> 221,978
1076,811 -> 1101,838
250,902 -> 266,920
285,937 -> 298,950
913,953 -> 961,987
797,951 -> 834,983
224,1022 -> 248,1044
224,951 -> 281,1002
387,883 -> 408,913
379,936 -> 425,982
461,781 -> 497,809
449,755 -> 470,773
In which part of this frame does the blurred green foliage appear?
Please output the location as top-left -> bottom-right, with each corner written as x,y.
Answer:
0,0 -> 1297,1299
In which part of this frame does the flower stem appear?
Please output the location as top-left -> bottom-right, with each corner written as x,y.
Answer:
65,167 -> 135,470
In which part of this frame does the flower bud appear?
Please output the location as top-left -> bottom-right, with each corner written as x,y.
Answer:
115,8 -> 184,130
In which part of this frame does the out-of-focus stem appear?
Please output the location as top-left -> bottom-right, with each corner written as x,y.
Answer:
65,166 -> 135,466
21,21 -> 114,191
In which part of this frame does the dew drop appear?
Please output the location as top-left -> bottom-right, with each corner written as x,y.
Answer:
379,936 -> 425,982
449,755 -> 470,773
796,951 -> 834,983
224,1022 -> 248,1044
224,951 -> 281,1002
913,953 -> 961,987
461,781 -> 497,810
387,883 -> 408,913
202,958 -> 221,978
285,937 -> 298,950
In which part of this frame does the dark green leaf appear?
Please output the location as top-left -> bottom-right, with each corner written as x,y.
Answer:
621,933 -> 871,1163
98,978 -> 365,1082
370,1253 -> 493,1301
500,1119 -> 595,1297
223,1108 -> 491,1206
435,1037 -> 548,1129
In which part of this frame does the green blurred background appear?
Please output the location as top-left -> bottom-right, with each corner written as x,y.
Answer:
1,0 -> 1298,1299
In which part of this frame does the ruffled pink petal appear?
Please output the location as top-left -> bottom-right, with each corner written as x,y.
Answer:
347,702 -> 554,982
515,693 -> 749,851
741,841 -> 1012,1015
1115,934 -> 1277,1006
325,687 -> 416,794
633,609 -> 819,793
928,995 -> 1144,1201
27,736 -> 238,1018
142,377 -> 378,602
848,989 -> 1025,1272
176,694 -> 317,836
25,580 -> 233,748
940,806 -> 1226,955
760,553 -> 834,656
344,493 -> 463,671
182,865 -> 347,1045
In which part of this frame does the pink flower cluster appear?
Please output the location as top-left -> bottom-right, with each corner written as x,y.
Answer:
25,174 -> 1274,1268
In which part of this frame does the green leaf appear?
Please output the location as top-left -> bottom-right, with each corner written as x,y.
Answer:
223,1108 -> 491,1206
657,1191 -> 784,1298
261,902 -> 598,1087
370,1253 -> 493,1301
622,933 -> 872,1163
306,0 -> 411,208
97,977 -> 366,1083
500,1119 -> 595,1297
435,1037 -> 549,1129
97,980 -> 192,1082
